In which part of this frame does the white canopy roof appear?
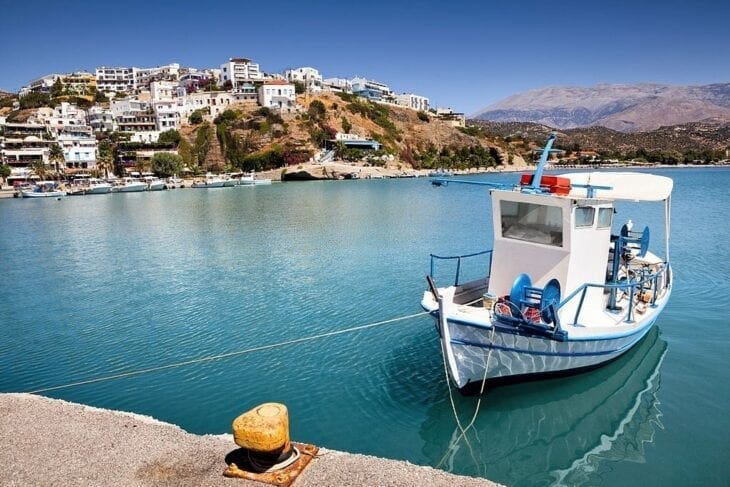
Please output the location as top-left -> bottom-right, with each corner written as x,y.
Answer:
559,172 -> 673,202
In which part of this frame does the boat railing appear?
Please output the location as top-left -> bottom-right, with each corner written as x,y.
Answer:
429,249 -> 493,286
558,263 -> 671,326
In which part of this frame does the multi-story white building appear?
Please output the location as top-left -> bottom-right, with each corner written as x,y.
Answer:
88,106 -> 116,132
18,74 -> 61,97
257,81 -> 297,112
322,77 -> 352,93
111,98 -> 159,141
153,101 -> 181,131
96,63 -> 180,94
0,122 -> 53,184
34,102 -> 88,135
149,80 -> 179,102
57,126 -> 97,169
351,77 -> 392,101
395,93 -> 430,112
96,67 -> 135,94
284,67 -> 322,92
220,58 -> 262,90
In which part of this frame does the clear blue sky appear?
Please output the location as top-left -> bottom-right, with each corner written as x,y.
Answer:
1,0 -> 728,114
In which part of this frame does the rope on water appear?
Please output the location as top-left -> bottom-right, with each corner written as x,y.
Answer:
26,310 -> 429,395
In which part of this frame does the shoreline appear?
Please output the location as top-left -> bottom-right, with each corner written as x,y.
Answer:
2,162 -> 728,200
0,393 -> 500,486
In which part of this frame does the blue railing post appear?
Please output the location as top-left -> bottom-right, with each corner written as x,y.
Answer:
455,257 -> 462,286
573,286 -> 588,326
626,282 -> 635,323
650,275 -> 658,308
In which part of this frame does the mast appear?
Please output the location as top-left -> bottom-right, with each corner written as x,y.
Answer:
530,133 -> 557,190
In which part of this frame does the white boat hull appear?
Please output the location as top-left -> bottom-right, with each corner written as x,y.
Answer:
425,284 -> 671,391
20,190 -> 66,198
117,184 -> 146,192
87,185 -> 112,194
192,181 -> 225,188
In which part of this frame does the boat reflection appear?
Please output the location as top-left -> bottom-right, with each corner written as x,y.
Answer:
416,327 -> 667,486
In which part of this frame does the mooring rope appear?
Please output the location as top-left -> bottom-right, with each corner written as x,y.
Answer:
26,311 -> 429,395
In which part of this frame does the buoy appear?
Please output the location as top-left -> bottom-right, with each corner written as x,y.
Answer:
224,402 -> 319,485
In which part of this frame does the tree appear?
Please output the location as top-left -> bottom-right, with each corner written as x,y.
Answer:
189,110 -> 203,124
50,78 -> 64,98
94,89 -> 107,103
194,122 -> 213,166
151,152 -> 183,177
221,80 -> 233,91
177,137 -> 195,171
49,143 -> 65,177
0,164 -> 11,182
96,140 -> 114,179
31,160 -> 49,180
341,117 -> 352,134
308,100 -> 326,122
157,129 -> 181,146
293,81 -> 305,94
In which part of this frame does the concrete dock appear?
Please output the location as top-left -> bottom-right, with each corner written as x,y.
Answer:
0,394 -> 499,486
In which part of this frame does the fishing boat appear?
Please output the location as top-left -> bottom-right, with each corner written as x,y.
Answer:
238,170 -> 272,186
19,181 -> 67,198
421,134 -> 673,392
112,177 -> 147,193
86,178 -> 113,194
142,176 -> 167,191
191,173 -> 226,188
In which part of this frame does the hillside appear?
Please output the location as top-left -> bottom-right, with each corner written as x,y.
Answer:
473,83 -> 730,132
179,92 -> 525,176
472,119 -> 730,161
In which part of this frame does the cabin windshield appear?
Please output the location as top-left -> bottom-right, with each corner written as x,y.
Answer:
501,201 -> 563,246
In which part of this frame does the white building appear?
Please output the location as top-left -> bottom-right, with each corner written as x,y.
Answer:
57,126 -> 97,169
96,63 -> 180,94
284,67 -> 322,92
220,58 -> 262,89
257,81 -> 297,112
322,77 -> 352,93
0,123 -> 54,184
153,101 -> 181,131
395,93 -> 429,112
435,107 -> 466,127
111,99 -> 158,141
149,80 -> 179,102
88,106 -> 115,132
34,102 -> 88,135
18,74 -> 61,97
351,77 -> 392,101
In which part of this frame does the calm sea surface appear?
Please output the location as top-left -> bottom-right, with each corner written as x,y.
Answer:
1,168 -> 728,486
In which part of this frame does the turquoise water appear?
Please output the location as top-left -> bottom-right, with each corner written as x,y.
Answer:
1,169 -> 728,486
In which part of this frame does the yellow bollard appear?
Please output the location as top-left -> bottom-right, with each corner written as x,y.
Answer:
232,403 -> 292,459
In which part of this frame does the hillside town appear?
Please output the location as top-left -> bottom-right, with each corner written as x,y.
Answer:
0,58 -> 469,188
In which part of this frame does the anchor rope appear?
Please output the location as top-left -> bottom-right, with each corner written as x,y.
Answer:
25,310 -> 429,395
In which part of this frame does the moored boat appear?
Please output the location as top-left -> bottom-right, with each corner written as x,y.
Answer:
86,178 -> 113,194
142,176 -> 167,191
112,177 -> 147,192
192,173 -> 226,188
238,170 -> 271,186
422,134 -> 673,392
19,181 -> 67,198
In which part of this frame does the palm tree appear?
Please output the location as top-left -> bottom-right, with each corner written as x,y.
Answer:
48,143 -> 65,179
96,140 -> 114,179
31,160 -> 48,180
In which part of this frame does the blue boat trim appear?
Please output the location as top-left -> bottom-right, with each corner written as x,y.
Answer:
449,334 -> 645,358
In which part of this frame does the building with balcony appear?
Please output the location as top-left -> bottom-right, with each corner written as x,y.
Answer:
88,106 -> 115,132
18,74 -> 61,97
220,58 -> 262,90
0,122 -> 54,185
57,127 -> 96,169
322,78 -> 352,93
284,67 -> 322,92
351,77 -> 392,102
395,93 -> 430,112
435,107 -> 466,127
96,63 -> 180,94
257,81 -> 297,112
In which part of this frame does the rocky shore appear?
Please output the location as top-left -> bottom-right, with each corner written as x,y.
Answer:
0,393 -> 499,487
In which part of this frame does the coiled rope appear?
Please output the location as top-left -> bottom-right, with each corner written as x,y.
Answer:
26,310 -> 429,395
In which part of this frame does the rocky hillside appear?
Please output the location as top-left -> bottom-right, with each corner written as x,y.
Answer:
473,83 -> 730,132
180,92 -> 524,174
472,119 -> 730,161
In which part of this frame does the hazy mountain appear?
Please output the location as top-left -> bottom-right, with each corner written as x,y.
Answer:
473,83 -> 730,132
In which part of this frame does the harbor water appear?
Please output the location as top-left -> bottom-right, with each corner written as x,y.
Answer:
1,168 -> 728,486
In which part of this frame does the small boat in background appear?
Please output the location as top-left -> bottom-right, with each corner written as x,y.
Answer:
192,173 -> 225,188
86,178 -> 113,194
428,168 -> 453,177
113,177 -> 147,193
143,176 -> 167,191
19,181 -> 67,198
239,170 -> 271,186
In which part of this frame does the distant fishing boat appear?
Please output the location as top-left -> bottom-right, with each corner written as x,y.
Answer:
19,181 -> 66,198
422,134 -> 673,392
428,168 -> 453,177
112,177 -> 147,193
192,173 -> 226,188
238,170 -> 271,186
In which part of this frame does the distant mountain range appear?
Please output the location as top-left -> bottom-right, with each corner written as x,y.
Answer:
472,83 -> 730,132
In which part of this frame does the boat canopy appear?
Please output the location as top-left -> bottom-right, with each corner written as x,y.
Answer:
560,172 -> 673,202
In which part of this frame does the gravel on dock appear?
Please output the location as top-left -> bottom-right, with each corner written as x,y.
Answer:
0,393 -> 499,486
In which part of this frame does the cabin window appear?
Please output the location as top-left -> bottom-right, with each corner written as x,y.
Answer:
575,207 -> 595,228
501,201 -> 563,246
597,207 -> 613,228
